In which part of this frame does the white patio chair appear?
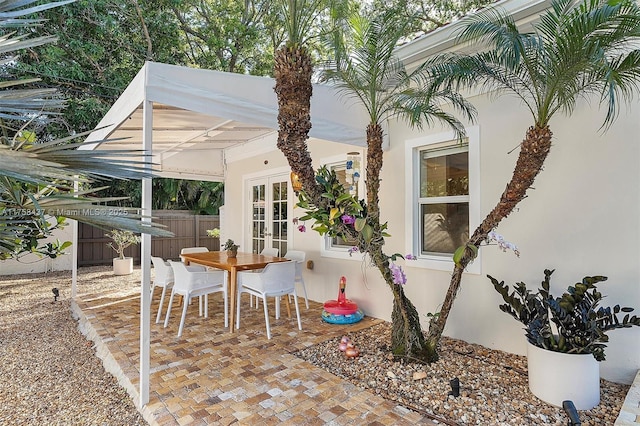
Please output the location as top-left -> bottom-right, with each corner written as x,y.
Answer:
164,261 -> 228,337
180,247 -> 209,262
284,250 -> 309,309
250,247 -> 280,308
151,256 -> 206,324
151,256 -> 175,324
236,261 -> 301,339
180,247 -> 213,313
260,247 -> 279,257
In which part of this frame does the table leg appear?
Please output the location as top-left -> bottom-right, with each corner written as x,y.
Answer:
284,296 -> 292,318
229,268 -> 237,333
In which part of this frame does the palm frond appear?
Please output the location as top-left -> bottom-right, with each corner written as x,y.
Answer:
430,0 -> 640,127
0,0 -> 75,19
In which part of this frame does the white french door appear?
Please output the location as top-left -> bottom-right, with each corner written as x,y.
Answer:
248,173 -> 290,256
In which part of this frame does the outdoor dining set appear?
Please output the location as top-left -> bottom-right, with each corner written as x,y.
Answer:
150,248 -> 309,339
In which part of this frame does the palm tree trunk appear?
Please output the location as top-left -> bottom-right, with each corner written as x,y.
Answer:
273,45 -> 320,199
367,123 -> 437,362
426,124 -> 553,351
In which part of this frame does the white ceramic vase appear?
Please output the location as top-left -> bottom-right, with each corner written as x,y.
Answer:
527,341 -> 600,410
113,257 -> 133,275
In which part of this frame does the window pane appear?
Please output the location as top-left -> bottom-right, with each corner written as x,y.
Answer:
421,203 -> 469,254
331,235 -> 357,248
331,163 -> 360,198
253,184 -> 265,202
421,151 -> 468,198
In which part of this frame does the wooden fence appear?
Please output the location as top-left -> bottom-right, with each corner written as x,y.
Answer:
78,211 -> 220,266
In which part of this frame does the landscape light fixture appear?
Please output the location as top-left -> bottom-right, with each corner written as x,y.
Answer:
448,377 -> 460,397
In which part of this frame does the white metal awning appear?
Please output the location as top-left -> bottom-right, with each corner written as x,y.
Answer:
83,61 -> 369,181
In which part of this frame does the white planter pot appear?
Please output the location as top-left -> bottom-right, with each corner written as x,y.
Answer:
527,341 -> 600,410
113,257 -> 133,275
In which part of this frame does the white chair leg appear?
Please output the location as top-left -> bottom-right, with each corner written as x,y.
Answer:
199,295 -> 203,316
275,296 -> 280,319
204,294 -> 209,318
299,278 -> 309,309
164,291 -> 176,328
262,296 -> 271,339
293,293 -> 302,330
156,286 -> 168,324
236,291 -> 242,330
178,296 -> 189,337
223,290 -> 228,328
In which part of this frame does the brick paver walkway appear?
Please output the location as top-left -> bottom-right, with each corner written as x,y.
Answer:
73,268 -> 437,425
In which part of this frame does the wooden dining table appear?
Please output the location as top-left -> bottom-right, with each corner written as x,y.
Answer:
180,251 -> 288,333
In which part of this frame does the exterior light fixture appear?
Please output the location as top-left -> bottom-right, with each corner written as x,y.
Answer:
290,171 -> 303,193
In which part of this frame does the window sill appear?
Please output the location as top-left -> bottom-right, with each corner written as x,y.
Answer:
320,247 -> 368,262
408,255 -> 481,275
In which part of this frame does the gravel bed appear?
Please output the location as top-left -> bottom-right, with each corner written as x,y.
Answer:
294,322 -> 629,425
0,268 -> 146,426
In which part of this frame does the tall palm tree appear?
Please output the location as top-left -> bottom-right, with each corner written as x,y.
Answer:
423,0 -> 640,356
0,0 -> 170,259
322,10 -> 475,362
273,0 -> 345,202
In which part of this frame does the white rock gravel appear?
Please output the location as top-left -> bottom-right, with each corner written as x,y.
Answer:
0,268 -> 146,426
294,322 -> 629,426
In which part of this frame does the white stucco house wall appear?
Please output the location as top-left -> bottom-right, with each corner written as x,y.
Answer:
220,0 -> 640,385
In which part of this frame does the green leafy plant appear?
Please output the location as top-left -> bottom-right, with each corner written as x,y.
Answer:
106,230 -> 141,260
488,269 -> 640,361
296,165 -> 386,247
222,239 -> 239,251
206,228 -> 221,238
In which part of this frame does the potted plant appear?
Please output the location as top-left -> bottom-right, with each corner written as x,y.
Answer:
106,229 -> 141,275
222,239 -> 239,258
488,269 -> 640,409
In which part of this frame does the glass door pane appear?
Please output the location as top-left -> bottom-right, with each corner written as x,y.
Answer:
248,174 -> 290,255
271,180 -> 288,256
251,183 -> 266,254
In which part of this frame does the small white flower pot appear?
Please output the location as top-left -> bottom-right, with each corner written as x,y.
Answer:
527,341 -> 600,410
113,257 -> 134,275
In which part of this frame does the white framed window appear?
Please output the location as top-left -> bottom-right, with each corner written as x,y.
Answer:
319,152 -> 366,260
404,126 -> 480,274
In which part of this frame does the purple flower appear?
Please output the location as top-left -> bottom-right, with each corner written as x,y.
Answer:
298,225 -> 306,232
405,254 -> 417,260
389,263 -> 407,285
347,246 -> 359,256
292,217 -> 299,225
341,215 -> 355,225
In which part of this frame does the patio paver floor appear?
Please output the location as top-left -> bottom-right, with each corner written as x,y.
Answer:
73,267 -> 437,425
